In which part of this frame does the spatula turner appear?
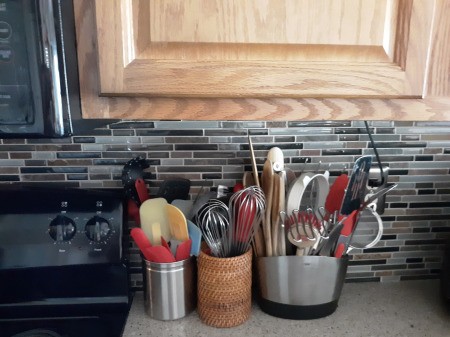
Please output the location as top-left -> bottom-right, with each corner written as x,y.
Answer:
325,174 -> 349,218
340,156 -> 372,216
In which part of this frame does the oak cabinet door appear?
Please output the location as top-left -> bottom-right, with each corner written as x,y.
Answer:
94,0 -> 435,98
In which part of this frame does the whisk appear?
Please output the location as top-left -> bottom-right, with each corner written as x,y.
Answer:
228,186 -> 265,257
196,199 -> 230,258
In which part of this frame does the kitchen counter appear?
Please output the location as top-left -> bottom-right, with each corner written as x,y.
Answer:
123,280 -> 450,337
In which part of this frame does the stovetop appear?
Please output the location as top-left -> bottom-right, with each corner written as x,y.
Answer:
0,186 -> 131,337
0,186 -> 124,269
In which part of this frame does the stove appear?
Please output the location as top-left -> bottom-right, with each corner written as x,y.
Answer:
0,186 -> 131,337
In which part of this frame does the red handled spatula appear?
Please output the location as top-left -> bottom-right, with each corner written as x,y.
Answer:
135,178 -> 149,204
333,210 -> 358,258
324,174 -> 349,219
340,156 -> 372,216
334,155 -> 372,258
175,239 -> 192,261
130,227 -> 175,263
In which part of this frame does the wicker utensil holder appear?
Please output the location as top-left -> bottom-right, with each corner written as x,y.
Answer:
197,249 -> 252,328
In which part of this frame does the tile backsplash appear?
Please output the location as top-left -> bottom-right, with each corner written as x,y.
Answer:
1,120 -> 449,288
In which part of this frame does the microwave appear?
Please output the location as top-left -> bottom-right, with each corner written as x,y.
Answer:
0,0 -> 91,138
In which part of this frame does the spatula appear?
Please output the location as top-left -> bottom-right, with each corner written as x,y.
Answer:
166,204 -> 189,241
340,156 -> 372,216
325,174 -> 348,215
135,178 -> 149,204
139,198 -> 170,244
171,199 -> 193,218
187,220 -> 202,256
127,200 -> 140,225
151,222 -> 162,246
142,246 -> 176,263
175,239 -> 192,261
333,210 -> 359,258
161,236 -> 171,252
130,227 -> 151,252
130,227 -> 175,263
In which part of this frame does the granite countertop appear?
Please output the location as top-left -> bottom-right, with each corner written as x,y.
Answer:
123,280 -> 450,337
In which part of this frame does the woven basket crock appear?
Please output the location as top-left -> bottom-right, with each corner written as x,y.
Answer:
197,249 -> 252,328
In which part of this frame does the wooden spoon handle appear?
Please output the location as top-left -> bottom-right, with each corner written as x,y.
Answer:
248,135 -> 260,187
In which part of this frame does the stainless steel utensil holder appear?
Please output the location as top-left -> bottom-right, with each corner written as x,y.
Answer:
142,256 -> 196,320
256,255 -> 348,319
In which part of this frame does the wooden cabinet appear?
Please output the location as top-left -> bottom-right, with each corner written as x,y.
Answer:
74,0 -> 450,120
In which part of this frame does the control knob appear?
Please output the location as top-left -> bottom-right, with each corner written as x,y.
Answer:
49,215 -> 76,242
85,216 -> 111,242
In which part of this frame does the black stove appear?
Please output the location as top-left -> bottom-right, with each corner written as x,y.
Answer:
0,186 -> 131,337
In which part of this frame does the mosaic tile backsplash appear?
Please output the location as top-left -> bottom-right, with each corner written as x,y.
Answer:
1,120 -> 449,289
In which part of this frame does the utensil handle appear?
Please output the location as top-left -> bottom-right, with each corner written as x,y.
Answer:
248,135 -> 260,187
333,211 -> 358,258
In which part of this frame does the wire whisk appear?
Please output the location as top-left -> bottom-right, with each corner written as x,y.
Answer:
228,186 -> 266,257
196,199 -> 230,258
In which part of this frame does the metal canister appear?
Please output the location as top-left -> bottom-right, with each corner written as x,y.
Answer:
256,255 -> 348,319
142,256 -> 196,320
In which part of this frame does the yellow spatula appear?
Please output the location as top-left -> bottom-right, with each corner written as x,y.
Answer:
139,198 -> 170,244
166,204 -> 189,241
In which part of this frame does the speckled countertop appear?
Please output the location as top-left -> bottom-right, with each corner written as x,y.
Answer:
123,280 -> 450,337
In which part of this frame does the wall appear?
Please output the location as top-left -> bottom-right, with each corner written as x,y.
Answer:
1,120 -> 449,289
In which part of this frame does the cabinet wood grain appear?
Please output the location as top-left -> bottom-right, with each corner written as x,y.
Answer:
74,0 -> 450,120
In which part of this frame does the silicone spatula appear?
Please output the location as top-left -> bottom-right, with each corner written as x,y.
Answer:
151,222 -> 162,246
187,220 -> 202,256
135,178 -> 149,204
166,204 -> 189,241
131,227 -> 175,263
175,239 -> 192,261
160,236 -> 171,252
325,174 -> 349,216
139,198 -> 170,244
333,210 -> 359,258
128,200 -> 140,225
131,227 -> 151,248
130,227 -> 153,260
171,199 -> 193,218
143,246 -> 176,263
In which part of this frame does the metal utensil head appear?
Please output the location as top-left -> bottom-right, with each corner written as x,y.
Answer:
228,186 -> 266,257
196,199 -> 230,257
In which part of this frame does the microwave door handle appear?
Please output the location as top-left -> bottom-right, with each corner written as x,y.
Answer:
39,0 -> 66,137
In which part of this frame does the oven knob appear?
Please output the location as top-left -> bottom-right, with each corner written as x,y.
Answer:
49,215 -> 77,242
85,216 -> 111,242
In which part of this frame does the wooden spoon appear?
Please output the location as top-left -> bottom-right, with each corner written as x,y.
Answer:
271,172 -> 280,256
242,171 -> 255,188
267,147 -> 284,172
277,171 -> 286,256
248,135 -> 260,187
261,159 -> 273,256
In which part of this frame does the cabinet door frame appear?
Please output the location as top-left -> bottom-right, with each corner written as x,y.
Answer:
94,0 -> 435,98
75,0 -> 450,120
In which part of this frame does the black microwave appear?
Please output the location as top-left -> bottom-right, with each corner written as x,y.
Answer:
0,0 -> 88,138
